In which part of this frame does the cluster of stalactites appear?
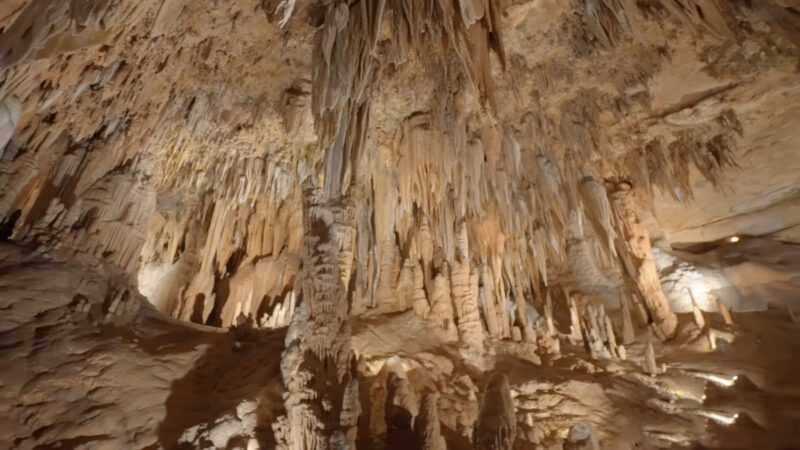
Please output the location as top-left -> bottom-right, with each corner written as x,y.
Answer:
147,153 -> 304,326
385,0 -> 506,110
0,111 -> 155,276
312,0 -> 386,200
272,3 -> 515,443
350,97 -> 735,340
618,115 -> 740,205
311,0 -> 508,201
584,0 -> 735,46
0,0 -> 148,71
362,114 -> 567,305
585,0 -> 800,48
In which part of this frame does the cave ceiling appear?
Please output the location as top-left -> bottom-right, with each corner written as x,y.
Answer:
1,0 -> 800,449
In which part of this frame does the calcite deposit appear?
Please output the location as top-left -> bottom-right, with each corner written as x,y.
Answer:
1,0 -> 800,448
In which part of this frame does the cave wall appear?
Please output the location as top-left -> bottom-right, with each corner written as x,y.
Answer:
1,0 -> 800,448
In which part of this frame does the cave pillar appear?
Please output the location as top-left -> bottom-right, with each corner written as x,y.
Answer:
451,221 -> 486,352
479,261 -> 502,338
274,184 -> 359,450
609,182 -> 677,339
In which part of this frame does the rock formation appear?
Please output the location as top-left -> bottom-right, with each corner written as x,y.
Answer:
474,373 -> 517,450
1,0 -> 800,448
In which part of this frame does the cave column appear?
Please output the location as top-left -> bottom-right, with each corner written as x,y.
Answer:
609,182 -> 677,339
451,221 -> 486,352
273,0 -> 387,444
274,183 -> 359,450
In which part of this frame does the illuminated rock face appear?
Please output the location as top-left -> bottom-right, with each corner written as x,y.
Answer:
1,0 -> 800,448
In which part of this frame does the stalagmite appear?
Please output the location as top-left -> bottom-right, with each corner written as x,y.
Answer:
582,304 -> 613,360
716,297 -> 734,325
569,296 -> 584,344
604,314 -> 619,359
610,183 -> 677,339
474,373 -> 517,450
644,341 -> 659,377
544,292 -> 557,338
787,306 -> 799,324
480,262 -> 503,339
385,368 -> 417,437
451,222 -> 486,352
620,291 -> 636,345
687,288 -> 706,330
409,259 -> 431,319
430,268 -> 458,341
708,328 -> 736,350
511,280 -> 534,344
415,393 -> 447,450
565,422 -> 600,450
376,237 -> 401,311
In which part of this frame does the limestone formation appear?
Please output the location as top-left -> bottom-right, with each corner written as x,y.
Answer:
1,0 -> 800,448
717,296 -> 735,325
610,183 -> 678,339
565,421 -> 600,450
415,393 -> 446,450
474,373 -> 517,450
688,288 -> 707,330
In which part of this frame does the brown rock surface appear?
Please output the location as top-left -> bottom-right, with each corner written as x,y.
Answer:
1,0 -> 800,448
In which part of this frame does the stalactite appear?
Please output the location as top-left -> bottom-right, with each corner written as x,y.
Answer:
263,0 -> 297,27
579,175 -> 617,259
312,0 -> 385,200
584,0 -> 734,47
0,0 -> 785,447
751,0 -> 800,47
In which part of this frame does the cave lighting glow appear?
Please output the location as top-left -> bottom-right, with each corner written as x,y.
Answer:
728,236 -> 740,243
699,411 -> 740,425
696,373 -> 738,387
